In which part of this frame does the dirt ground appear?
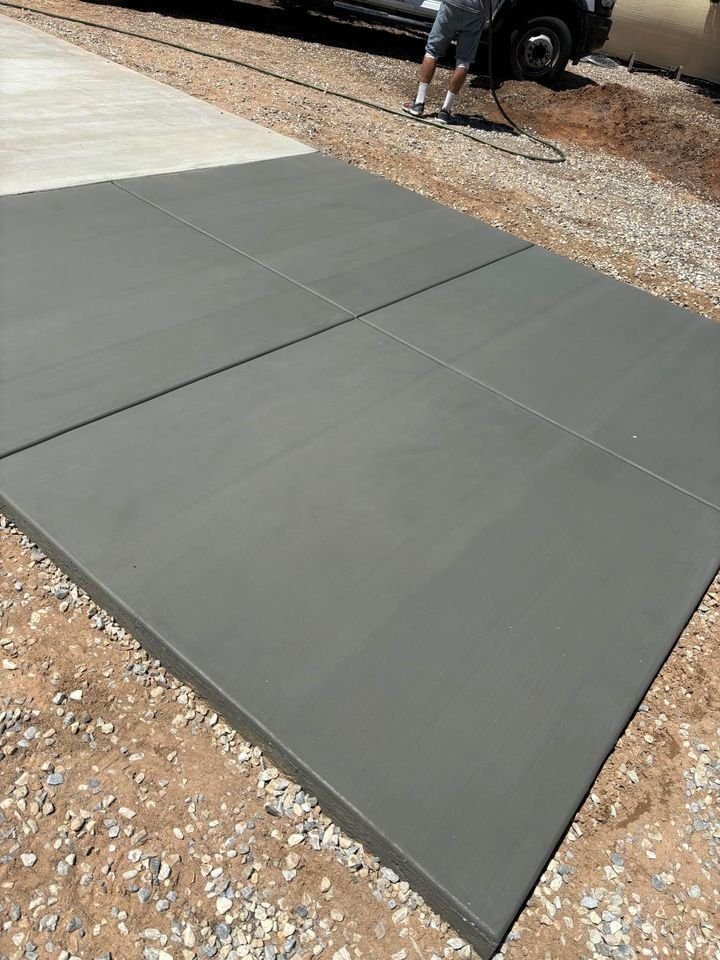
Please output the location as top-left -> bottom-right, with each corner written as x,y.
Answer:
1,4 -> 720,959
484,78 -> 720,200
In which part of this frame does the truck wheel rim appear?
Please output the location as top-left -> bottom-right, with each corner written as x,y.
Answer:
519,30 -> 558,74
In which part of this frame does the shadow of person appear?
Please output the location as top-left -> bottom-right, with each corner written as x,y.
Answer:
468,69 -> 596,91
442,112 -> 517,135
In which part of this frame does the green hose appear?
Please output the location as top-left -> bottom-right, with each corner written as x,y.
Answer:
1,0 -> 566,162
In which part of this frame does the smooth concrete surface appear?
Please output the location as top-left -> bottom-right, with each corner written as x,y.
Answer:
0,15 -> 313,195
2,41 -> 719,954
124,154 -> 531,314
2,322 -> 719,957
0,181 -> 350,456
368,246 -> 720,509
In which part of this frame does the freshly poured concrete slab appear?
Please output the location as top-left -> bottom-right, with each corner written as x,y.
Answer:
124,154 -> 531,314
0,181 -> 350,456
2,321 -> 718,956
369,246 -> 720,508
0,15 -> 312,195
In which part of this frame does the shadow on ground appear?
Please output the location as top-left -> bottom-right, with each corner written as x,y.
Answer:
470,71 -> 596,92
446,113 -> 516,135
688,76 -> 720,107
84,0 -> 429,63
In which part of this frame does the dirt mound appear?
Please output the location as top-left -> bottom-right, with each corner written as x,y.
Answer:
491,81 -> 720,200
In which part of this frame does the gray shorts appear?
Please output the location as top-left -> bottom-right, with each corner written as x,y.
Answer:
426,1 -> 484,68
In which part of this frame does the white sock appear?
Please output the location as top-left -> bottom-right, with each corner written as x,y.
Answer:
442,90 -> 456,112
416,82 -> 429,105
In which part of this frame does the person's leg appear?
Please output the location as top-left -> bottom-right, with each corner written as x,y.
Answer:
419,55 -> 438,85
438,11 -> 484,121
440,64 -> 469,114
448,64 -> 469,94
414,54 -> 438,109
404,2 -> 453,115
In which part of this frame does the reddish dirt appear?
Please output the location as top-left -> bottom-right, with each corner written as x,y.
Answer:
488,79 -> 720,200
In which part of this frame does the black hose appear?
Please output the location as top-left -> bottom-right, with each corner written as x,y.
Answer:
0,0 -> 566,162
486,0 -> 562,158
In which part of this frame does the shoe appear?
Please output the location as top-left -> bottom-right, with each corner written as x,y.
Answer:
403,100 -> 425,117
435,108 -> 455,125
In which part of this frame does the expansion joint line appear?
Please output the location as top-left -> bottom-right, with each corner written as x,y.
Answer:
357,315 -> 720,516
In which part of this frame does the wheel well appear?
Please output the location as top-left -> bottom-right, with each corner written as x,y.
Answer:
506,0 -> 581,37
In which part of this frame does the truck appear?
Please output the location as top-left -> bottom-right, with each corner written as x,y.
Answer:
282,0 -> 616,81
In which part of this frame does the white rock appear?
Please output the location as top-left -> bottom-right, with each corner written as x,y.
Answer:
216,896 -> 233,915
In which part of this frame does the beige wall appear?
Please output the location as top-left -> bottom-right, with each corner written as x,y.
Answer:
604,0 -> 720,83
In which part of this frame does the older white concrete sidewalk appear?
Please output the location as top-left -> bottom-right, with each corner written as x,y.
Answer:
0,14 -> 313,195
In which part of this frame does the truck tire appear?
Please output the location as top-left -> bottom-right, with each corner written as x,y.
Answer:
508,15 -> 572,82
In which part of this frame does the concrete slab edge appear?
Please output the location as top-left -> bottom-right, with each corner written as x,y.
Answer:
0,489 -> 499,955
3,488 -> 719,957
2,159 -> 314,199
